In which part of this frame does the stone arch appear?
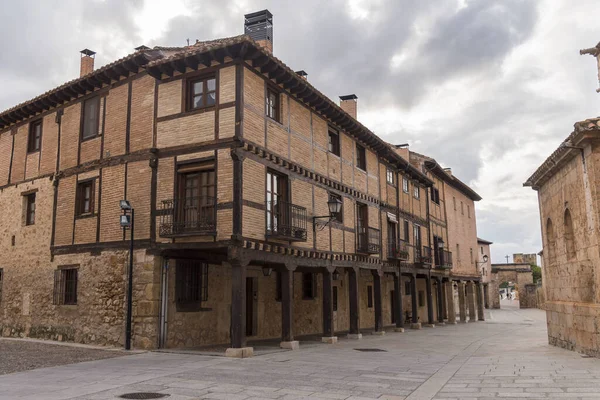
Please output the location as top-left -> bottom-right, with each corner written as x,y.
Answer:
546,218 -> 556,266
564,209 -> 576,260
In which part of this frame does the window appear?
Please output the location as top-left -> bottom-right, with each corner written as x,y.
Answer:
82,96 -> 100,140
564,209 -> 576,260
387,220 -> 397,260
328,128 -> 340,156
176,161 -> 216,233
403,220 -> 410,243
329,193 -> 343,223
76,180 -> 95,216
176,260 -> 208,311
480,246 -> 483,255
356,143 -> 366,170
302,273 -> 316,299
402,177 -> 409,193
386,168 -> 395,186
367,285 -> 373,308
266,88 -> 280,122
25,193 -> 36,226
461,201 -> 464,215
28,120 -> 42,153
546,218 -> 556,265
413,185 -> 420,199
356,202 -> 369,252
333,286 -> 338,311
418,290 -> 424,307
53,267 -> 78,305
404,281 -> 411,295
266,170 -> 290,235
188,76 -> 216,110
470,248 -> 473,264
431,187 -> 440,205
453,197 -> 456,211
467,205 -> 471,218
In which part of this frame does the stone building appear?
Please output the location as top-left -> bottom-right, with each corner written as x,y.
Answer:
513,253 -> 537,265
0,10 -> 486,355
477,238 -> 497,309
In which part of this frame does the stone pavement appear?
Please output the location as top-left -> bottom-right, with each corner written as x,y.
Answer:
1,301 -> 600,400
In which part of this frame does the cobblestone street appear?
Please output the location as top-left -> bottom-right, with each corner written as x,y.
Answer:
1,302 -> 599,400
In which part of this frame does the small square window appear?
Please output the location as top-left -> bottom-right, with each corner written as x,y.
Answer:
402,177 -> 409,193
176,261 -> 208,311
76,180 -> 95,216
266,88 -> 280,122
413,185 -> 420,199
302,273 -> 316,299
188,76 -> 216,110
25,193 -> 36,226
28,120 -> 42,153
328,128 -> 340,156
356,143 -> 366,170
386,168 -> 395,186
367,285 -> 373,308
82,97 -> 100,140
53,267 -> 78,305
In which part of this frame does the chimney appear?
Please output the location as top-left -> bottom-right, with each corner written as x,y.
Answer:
392,144 -> 409,161
295,70 -> 308,80
443,167 -> 452,176
245,10 -> 273,53
340,94 -> 358,120
80,49 -> 96,77
135,45 -> 150,51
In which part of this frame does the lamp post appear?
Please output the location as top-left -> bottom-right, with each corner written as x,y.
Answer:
120,200 -> 134,350
312,197 -> 343,231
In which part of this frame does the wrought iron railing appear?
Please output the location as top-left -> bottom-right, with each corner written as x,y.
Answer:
159,196 -> 216,237
439,249 -> 453,269
266,200 -> 307,241
358,227 -> 380,254
419,246 -> 433,265
388,239 -> 409,261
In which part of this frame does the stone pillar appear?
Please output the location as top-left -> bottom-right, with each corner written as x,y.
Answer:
322,269 -> 337,343
425,275 -> 435,327
225,261 -> 253,358
441,279 -> 448,320
467,281 -> 477,322
393,273 -> 404,332
445,281 -> 456,324
372,270 -> 385,335
476,281 -> 485,321
483,283 -> 490,309
436,277 -> 445,324
347,267 -> 362,339
280,266 -> 298,349
458,281 -> 467,323
410,274 -> 421,329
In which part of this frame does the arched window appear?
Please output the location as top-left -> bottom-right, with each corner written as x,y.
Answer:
546,218 -> 556,265
564,209 -> 576,260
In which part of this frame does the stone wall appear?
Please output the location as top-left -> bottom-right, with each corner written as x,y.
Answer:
520,284 -> 538,309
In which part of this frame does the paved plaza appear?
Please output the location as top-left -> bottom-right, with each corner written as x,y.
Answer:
1,301 -> 600,400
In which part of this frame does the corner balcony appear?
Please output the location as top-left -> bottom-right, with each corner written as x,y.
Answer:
158,196 -> 216,237
266,200 -> 308,241
435,249 -> 453,269
357,227 -> 380,255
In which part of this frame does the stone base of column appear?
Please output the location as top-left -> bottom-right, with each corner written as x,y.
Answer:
437,322 -> 446,326
410,323 -> 422,330
371,331 -> 386,336
424,323 -> 435,328
394,327 -> 405,333
321,336 -> 338,344
347,333 -> 363,340
225,347 -> 254,358
280,341 -> 300,350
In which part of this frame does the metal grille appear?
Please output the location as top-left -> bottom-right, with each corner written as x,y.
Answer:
357,227 -> 380,254
389,239 -> 409,261
420,246 -> 433,265
266,200 -> 307,241
158,196 -> 216,237
53,268 -> 78,305
175,261 -> 208,310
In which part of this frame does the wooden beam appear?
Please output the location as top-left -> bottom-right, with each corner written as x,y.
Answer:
253,56 -> 270,68
199,53 -> 212,68
183,56 -> 199,70
171,60 -> 186,74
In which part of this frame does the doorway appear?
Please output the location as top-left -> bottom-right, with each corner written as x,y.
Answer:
246,277 -> 256,336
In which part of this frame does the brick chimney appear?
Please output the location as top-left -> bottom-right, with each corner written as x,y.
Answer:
340,94 -> 358,119
80,49 -> 96,77
245,10 -> 273,53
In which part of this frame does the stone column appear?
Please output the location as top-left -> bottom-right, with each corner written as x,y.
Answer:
436,277 -> 445,325
225,261 -> 253,358
467,281 -> 477,322
425,275 -> 435,327
483,283 -> 490,309
322,268 -> 337,343
441,279 -> 448,320
458,280 -> 467,323
347,267 -> 362,339
411,274 -> 421,329
476,282 -> 485,321
280,265 -> 299,349
393,273 -> 404,332
445,281 -> 456,324
372,270 -> 385,335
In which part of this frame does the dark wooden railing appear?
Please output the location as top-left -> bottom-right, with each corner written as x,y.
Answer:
266,200 -> 307,241
358,227 -> 380,254
159,196 -> 216,237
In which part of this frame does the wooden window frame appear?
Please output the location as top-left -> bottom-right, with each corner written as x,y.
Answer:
27,119 -> 42,153
403,220 -> 410,243
328,128 -> 340,156
413,185 -> 420,200
175,261 -> 209,312
302,272 -> 316,300
187,75 -> 217,111
81,96 -> 100,141
386,168 -> 395,186
431,187 -> 440,205
53,266 -> 78,306
356,143 -> 366,171
402,177 -> 409,193
266,87 -> 280,122
25,193 -> 36,226
76,179 -> 96,217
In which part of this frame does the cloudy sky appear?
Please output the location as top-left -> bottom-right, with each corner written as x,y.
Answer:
1,0 -> 599,263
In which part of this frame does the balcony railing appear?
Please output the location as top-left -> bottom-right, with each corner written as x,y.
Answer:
358,227 -> 380,254
388,239 -> 409,261
266,200 -> 307,241
159,196 -> 216,237
419,246 -> 433,265
436,249 -> 453,269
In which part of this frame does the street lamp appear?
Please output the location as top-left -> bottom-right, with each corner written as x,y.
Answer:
120,200 -> 134,351
313,196 -> 343,231
476,254 -> 489,267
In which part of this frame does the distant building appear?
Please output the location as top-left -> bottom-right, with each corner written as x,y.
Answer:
513,253 -> 537,265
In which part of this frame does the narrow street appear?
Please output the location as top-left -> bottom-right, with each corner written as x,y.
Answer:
0,302 -> 598,400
